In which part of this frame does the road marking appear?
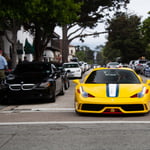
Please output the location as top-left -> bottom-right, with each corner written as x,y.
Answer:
0,108 -> 75,113
1,121 -> 150,125
32,108 -> 75,112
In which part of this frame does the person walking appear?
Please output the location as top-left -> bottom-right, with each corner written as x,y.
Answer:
0,50 -> 8,82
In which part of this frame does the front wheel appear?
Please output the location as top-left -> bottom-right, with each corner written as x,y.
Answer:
51,92 -> 56,102
59,84 -> 64,95
64,80 -> 70,90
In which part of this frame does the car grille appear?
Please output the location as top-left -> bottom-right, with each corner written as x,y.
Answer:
81,104 -> 144,111
9,84 -> 35,91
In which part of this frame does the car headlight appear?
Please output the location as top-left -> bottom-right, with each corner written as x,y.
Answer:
76,69 -> 81,72
131,87 -> 149,98
77,86 -> 95,98
39,82 -> 51,88
7,74 -> 15,80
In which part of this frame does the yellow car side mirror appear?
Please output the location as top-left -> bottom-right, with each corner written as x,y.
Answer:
73,79 -> 80,84
146,79 -> 150,86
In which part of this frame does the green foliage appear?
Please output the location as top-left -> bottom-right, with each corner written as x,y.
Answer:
75,0 -> 130,28
141,13 -> 150,46
75,46 -> 94,64
104,12 -> 145,63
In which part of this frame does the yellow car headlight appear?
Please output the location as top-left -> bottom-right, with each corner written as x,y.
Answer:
131,87 -> 149,98
78,86 -> 95,98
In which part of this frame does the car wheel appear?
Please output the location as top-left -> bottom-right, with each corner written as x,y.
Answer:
75,110 -> 87,116
64,80 -> 70,90
51,92 -> 56,102
59,84 -> 64,95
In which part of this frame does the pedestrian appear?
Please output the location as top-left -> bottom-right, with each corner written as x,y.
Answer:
0,50 -> 8,82
23,56 -> 28,63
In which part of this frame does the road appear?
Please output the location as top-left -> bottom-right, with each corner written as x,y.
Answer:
0,70 -> 150,150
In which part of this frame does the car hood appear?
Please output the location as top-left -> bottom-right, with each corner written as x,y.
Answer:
6,72 -> 49,84
80,84 -> 145,98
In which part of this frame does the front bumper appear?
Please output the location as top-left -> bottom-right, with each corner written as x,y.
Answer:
0,86 -> 53,101
75,97 -> 150,114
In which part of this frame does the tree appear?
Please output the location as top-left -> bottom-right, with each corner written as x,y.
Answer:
141,12 -> 150,44
23,0 -> 81,61
141,12 -> 150,59
75,46 -> 94,63
0,0 -> 81,66
103,12 -> 145,63
61,0 -> 130,63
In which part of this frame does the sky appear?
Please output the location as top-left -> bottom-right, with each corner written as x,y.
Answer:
69,0 -> 150,50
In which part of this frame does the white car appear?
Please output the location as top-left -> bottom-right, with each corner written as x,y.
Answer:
106,62 -> 122,68
63,62 -> 82,79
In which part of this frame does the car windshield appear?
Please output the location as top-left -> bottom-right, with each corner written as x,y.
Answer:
14,63 -> 52,74
85,69 -> 140,84
109,62 -> 119,65
147,63 -> 150,67
139,60 -> 147,64
63,64 -> 79,68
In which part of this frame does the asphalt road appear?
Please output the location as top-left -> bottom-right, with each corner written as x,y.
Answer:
0,70 -> 150,150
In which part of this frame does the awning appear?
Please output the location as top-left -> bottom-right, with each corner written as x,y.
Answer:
24,39 -> 34,54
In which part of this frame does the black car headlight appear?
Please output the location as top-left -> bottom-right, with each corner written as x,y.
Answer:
39,82 -> 51,88
6,74 -> 15,80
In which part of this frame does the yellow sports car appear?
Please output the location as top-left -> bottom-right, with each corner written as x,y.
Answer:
73,68 -> 150,115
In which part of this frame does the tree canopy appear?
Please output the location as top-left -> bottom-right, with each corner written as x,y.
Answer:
103,12 -> 145,63
0,0 -> 81,64
61,0 -> 130,62
0,0 -> 130,65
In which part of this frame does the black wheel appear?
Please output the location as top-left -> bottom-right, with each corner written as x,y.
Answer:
51,92 -> 56,102
64,80 -> 70,90
59,84 -> 64,95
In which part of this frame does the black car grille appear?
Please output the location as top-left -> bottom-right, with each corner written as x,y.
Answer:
9,84 -> 35,91
81,104 -> 144,111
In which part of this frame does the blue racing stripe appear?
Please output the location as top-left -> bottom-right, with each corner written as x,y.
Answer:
106,84 -> 119,97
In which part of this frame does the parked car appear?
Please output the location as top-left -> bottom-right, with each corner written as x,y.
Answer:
54,62 -> 70,90
134,59 -> 147,74
129,60 -> 136,70
63,62 -> 82,79
106,62 -> 122,68
73,67 -> 150,115
142,61 -> 150,77
0,62 -> 64,103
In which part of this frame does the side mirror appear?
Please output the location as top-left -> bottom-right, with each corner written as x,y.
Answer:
67,70 -> 71,73
146,79 -> 150,86
73,79 -> 80,84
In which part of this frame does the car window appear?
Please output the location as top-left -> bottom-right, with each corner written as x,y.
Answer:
14,63 -> 52,73
109,62 -> 119,65
147,63 -> 150,67
63,64 -> 79,68
85,69 -> 140,84
139,60 -> 147,64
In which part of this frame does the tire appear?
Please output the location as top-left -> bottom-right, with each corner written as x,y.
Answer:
64,80 -> 70,90
51,92 -> 56,102
59,84 -> 64,95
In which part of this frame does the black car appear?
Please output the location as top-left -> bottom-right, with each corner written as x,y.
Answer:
53,62 -> 70,90
0,62 -> 64,103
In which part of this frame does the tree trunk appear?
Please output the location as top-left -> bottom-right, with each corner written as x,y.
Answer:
62,25 -> 69,63
11,43 -> 17,68
5,29 -> 18,68
33,27 -> 43,61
